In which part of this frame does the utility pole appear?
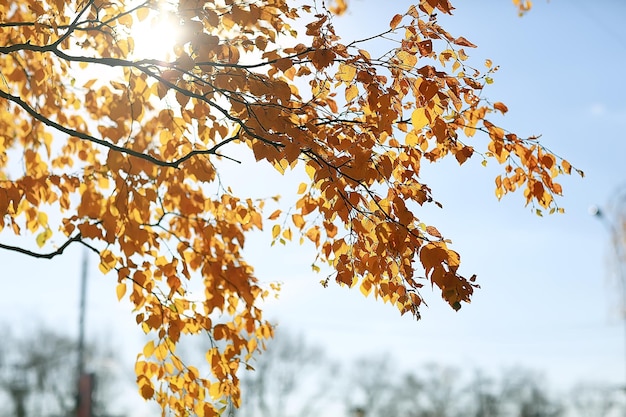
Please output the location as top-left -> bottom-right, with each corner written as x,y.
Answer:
8,368 -> 28,417
76,249 -> 94,417
592,185 -> 626,393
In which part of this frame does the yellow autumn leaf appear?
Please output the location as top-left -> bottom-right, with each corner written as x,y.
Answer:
396,50 -> 417,68
37,211 -> 48,226
83,79 -> 97,89
98,250 -> 117,274
329,0 -> 347,15
292,213 -> 305,229
360,280 -> 372,297
116,282 -> 126,301
405,131 -> 419,146
143,340 -> 155,357
272,224 -> 281,239
562,159 -> 572,174
35,228 -> 52,248
337,63 -> 356,83
411,108 -> 429,130
345,84 -> 358,102
274,158 -> 289,174
140,383 -> 154,400
306,227 -> 320,245
305,163 -> 316,180
137,6 -> 150,22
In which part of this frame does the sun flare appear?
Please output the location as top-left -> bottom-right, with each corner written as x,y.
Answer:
128,7 -> 181,61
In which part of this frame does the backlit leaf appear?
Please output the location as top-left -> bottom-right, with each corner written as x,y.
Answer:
272,224 -> 281,239
493,102 -> 508,114
35,228 -> 52,248
116,282 -> 126,301
411,108 -> 429,130
345,84 -> 359,102
137,6 -> 150,21
390,14 -> 403,29
143,340 -> 155,357
337,63 -> 356,82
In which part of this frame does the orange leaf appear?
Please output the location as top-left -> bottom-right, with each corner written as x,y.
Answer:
493,102 -> 508,114
311,49 -> 336,70
140,383 -> 154,400
562,160 -> 572,174
426,225 -> 442,239
454,36 -> 477,48
390,14 -> 403,29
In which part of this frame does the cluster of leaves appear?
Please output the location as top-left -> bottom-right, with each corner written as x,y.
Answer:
512,0 -> 534,16
0,0 -> 579,414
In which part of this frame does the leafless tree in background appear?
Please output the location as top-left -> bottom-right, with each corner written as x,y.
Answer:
0,325 -> 123,417
344,357 -> 399,417
389,363 -> 462,417
229,328 -> 625,417
233,328 -> 340,417
569,383 -> 623,417
465,371 -> 505,417
343,363 -> 570,417
500,369 -> 563,417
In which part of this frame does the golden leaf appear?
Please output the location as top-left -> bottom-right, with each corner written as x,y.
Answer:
337,63 -> 357,83
345,84 -> 358,102
411,108 -> 430,130
137,6 -> 150,22
272,224 -> 281,239
35,228 -> 52,248
396,50 -> 417,68
116,282 -> 126,301
143,340 -> 155,357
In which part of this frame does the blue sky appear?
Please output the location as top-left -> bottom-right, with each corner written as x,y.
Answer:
2,0 -> 626,414
255,0 -> 626,388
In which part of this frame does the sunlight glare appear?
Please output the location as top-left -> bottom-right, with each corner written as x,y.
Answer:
128,8 -> 181,61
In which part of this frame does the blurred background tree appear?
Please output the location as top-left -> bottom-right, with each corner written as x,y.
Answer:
0,325 -> 624,417
0,325 -> 124,417
230,329 -> 625,417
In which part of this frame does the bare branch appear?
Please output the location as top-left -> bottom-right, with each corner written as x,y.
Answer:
0,233 -> 82,259
0,89 -> 241,167
52,0 -> 96,47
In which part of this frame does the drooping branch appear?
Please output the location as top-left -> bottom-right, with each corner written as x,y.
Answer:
0,233 -> 82,259
0,89 -> 242,167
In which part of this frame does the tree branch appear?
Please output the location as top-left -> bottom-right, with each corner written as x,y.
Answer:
52,0 -> 96,48
0,233 -> 82,259
0,89 -> 241,167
